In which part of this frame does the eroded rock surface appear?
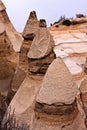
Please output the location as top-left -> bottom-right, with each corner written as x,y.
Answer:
0,0 -> 23,52
80,78 -> 87,127
34,58 -> 86,130
12,12 -> 55,92
84,58 -> 87,74
36,58 -> 79,105
0,23 -> 16,95
23,11 -> 39,40
28,28 -> 54,59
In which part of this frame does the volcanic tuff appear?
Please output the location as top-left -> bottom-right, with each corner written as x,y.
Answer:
34,58 -> 86,130
12,10 -> 55,92
8,59 -> 86,130
1,0 -> 87,129
23,11 -> 39,40
0,22 -> 16,96
36,58 -> 79,105
80,78 -> 87,126
0,0 -> 23,52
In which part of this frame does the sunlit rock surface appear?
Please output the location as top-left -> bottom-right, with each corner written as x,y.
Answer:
28,28 -> 54,59
12,12 -> 55,92
7,59 -> 87,130
0,0 -> 23,52
49,23 -> 87,87
36,58 -> 79,105
23,11 -> 39,40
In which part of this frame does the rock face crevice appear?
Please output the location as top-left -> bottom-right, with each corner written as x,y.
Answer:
28,51 -> 55,74
0,22 -> 16,96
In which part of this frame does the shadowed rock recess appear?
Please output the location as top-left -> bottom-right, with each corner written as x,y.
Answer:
80,78 -> 87,127
84,58 -> 87,74
0,22 -> 15,96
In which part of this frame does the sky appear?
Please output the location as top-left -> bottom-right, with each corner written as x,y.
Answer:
2,0 -> 87,32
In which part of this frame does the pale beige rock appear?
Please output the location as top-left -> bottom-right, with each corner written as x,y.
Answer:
33,58 -> 86,130
9,75 -> 43,115
80,78 -> 87,93
28,28 -> 54,59
11,68 -> 26,92
36,58 -> 79,105
0,1 -> 23,52
23,11 -> 39,40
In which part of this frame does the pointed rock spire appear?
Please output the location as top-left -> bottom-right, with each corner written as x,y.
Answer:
0,0 -> 23,52
39,19 -> 47,27
0,0 -> 5,11
23,11 -> 39,40
29,10 -> 37,20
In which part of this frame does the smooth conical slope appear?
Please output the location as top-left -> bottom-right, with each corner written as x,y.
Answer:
36,58 -> 79,105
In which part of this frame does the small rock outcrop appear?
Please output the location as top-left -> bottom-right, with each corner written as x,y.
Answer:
76,14 -> 85,18
39,19 -> 47,27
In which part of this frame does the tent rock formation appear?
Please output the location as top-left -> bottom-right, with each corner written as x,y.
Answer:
0,0 -> 23,52
7,58 -> 87,130
12,11 -> 55,92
